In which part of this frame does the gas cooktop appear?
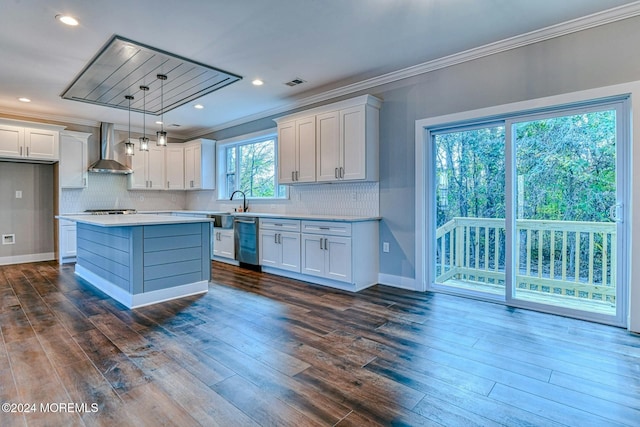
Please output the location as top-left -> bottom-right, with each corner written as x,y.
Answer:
84,209 -> 137,215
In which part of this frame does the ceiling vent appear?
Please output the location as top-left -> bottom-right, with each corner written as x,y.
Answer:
284,78 -> 306,87
61,35 -> 242,115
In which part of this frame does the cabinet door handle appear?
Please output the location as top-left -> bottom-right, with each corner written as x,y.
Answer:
335,168 -> 338,179
150,180 -> 153,188
320,237 -> 324,250
26,147 -> 29,157
278,233 -> 282,244
340,167 -> 344,178
274,234 -> 278,244
167,181 -> 170,188
20,146 -> 23,156
324,238 -> 329,250
296,171 -> 299,181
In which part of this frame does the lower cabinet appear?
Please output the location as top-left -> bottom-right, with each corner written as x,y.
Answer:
59,220 -> 77,264
213,228 -> 235,260
301,234 -> 352,282
260,230 -> 301,273
260,218 -> 379,292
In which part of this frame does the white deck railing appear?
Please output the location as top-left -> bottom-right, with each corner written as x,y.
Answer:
435,217 -> 616,303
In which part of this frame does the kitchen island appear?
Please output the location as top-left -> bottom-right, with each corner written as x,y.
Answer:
56,214 -> 212,308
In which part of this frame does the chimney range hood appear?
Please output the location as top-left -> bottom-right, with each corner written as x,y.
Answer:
88,122 -> 132,174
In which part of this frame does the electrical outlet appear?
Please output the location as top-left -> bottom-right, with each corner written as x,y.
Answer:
15,190 -> 22,199
2,234 -> 15,245
383,242 -> 389,253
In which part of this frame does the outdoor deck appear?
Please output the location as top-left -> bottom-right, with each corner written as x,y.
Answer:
436,217 -> 617,315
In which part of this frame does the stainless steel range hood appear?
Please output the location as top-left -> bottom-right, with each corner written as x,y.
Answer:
88,122 -> 132,174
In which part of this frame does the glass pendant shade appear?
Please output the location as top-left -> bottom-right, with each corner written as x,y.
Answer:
156,130 -> 167,146
124,140 -> 135,156
139,136 -> 149,151
125,95 -> 135,156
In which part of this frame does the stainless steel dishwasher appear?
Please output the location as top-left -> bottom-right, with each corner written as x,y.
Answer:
234,216 -> 260,266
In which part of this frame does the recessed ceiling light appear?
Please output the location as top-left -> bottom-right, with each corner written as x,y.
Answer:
252,79 -> 264,86
194,104 -> 204,109
55,14 -> 79,26
18,97 -> 31,103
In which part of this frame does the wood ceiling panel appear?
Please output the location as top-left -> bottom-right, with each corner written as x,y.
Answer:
61,35 -> 241,115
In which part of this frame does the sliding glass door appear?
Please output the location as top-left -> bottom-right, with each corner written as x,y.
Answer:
430,100 -> 627,325
510,106 -> 622,318
433,124 -> 507,299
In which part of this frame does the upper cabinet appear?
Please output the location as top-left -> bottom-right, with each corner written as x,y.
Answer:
165,143 -> 185,190
126,139 -> 166,190
0,119 -> 63,163
274,94 -> 381,184
59,130 -> 91,188
184,138 -> 215,190
277,116 -> 316,184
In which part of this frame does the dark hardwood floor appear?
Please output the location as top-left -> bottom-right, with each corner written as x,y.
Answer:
1,261 -> 639,426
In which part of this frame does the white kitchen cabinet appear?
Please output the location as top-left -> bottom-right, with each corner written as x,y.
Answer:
301,223 -> 352,282
59,130 -> 90,188
59,220 -> 77,264
275,95 -> 380,184
0,120 -> 62,162
258,217 -> 379,291
165,143 -> 185,190
277,117 -> 315,184
213,228 -> 234,259
316,103 -> 378,182
259,218 -> 301,272
184,138 -> 215,190
127,139 -> 166,190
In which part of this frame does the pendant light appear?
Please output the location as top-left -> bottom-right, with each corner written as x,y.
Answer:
156,74 -> 168,146
139,85 -> 149,151
124,95 -> 135,156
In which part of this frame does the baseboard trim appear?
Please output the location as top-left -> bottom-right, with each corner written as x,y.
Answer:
75,264 -> 208,309
377,273 -> 418,291
0,252 -> 55,266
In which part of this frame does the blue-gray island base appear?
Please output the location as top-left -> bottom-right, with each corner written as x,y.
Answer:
73,220 -> 211,308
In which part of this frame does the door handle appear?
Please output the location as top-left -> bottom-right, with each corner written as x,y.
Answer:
609,204 -> 623,223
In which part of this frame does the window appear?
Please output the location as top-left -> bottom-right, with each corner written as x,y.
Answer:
218,131 -> 287,199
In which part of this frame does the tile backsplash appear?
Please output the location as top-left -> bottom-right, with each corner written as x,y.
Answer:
61,173 -> 379,217
60,173 -> 186,213
187,181 -> 380,217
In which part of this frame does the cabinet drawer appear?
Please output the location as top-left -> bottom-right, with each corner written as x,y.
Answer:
301,220 -> 351,237
260,218 -> 301,232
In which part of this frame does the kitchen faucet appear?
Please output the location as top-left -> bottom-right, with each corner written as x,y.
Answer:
230,190 -> 248,212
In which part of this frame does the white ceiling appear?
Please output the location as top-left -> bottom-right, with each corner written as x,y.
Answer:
0,0 -> 637,139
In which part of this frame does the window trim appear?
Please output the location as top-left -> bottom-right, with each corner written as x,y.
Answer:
216,127 -> 288,201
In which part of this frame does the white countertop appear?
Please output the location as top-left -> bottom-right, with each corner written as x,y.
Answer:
59,211 -> 381,223
56,214 -> 213,227
138,210 -> 381,222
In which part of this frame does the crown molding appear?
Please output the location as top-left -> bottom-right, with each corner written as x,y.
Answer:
0,107 -> 100,128
185,0 -> 640,139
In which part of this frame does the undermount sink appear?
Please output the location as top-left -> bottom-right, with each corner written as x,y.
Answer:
210,213 -> 233,229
